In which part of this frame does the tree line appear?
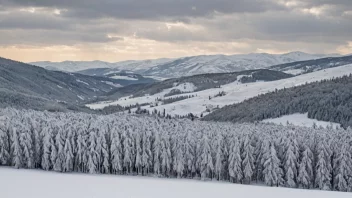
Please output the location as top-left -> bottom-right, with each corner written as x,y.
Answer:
0,108 -> 352,192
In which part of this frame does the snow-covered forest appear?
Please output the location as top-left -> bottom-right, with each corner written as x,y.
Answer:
0,108 -> 352,192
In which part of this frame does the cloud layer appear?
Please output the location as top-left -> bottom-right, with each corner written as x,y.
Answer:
0,0 -> 351,62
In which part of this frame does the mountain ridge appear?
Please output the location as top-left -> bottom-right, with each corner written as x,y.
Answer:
30,52 -> 339,78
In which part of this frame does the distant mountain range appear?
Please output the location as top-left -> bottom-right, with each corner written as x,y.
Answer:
30,52 -> 339,78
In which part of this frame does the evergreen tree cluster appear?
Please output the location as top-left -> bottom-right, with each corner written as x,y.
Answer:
161,95 -> 195,105
1,108 -> 352,192
204,74 -> 352,128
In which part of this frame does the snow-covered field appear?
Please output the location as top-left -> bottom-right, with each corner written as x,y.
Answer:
262,113 -> 341,129
87,64 -> 352,117
1,167 -> 350,198
111,75 -> 138,81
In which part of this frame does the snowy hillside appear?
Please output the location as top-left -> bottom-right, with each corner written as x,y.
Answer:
1,168 -> 350,198
31,52 -> 335,78
269,55 -> 352,75
87,64 -> 352,117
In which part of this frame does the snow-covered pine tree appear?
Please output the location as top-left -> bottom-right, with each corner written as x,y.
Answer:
184,128 -> 195,178
110,126 -> 123,174
284,134 -> 298,188
241,134 -> 254,184
123,126 -> 134,174
41,125 -> 53,171
263,140 -> 284,187
228,137 -> 243,183
54,126 -> 65,172
333,141 -> 351,192
134,129 -> 142,175
11,125 -> 22,169
173,135 -> 185,178
160,131 -> 171,177
63,132 -> 74,172
315,137 -> 332,190
98,127 -> 110,174
254,137 -> 264,183
200,134 -> 214,180
153,129 -> 161,176
0,120 -> 10,165
87,127 -> 99,174
297,146 -> 313,189
214,135 -> 224,181
19,124 -> 34,169
141,128 -> 152,176
75,126 -> 87,172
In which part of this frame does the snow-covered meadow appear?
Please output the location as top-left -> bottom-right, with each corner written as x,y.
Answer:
262,113 -> 341,129
1,167 -> 351,198
87,64 -> 352,117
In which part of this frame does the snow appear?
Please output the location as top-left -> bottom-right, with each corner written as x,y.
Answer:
145,75 -> 169,81
87,82 -> 197,109
76,79 -> 89,86
87,64 -> 352,116
101,81 -> 122,88
262,113 -> 341,129
77,95 -> 85,100
111,75 -> 138,81
284,69 -> 305,75
1,168 -> 350,198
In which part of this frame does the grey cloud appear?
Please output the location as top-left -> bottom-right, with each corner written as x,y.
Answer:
2,0 -> 285,20
0,29 -> 122,46
0,0 -> 351,54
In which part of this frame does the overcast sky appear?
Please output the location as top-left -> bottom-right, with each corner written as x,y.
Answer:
0,0 -> 351,62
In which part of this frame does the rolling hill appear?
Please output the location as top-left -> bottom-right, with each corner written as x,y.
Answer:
87,63 -> 352,120
0,57 -> 125,111
31,52 -> 336,78
269,54 -> 352,75
203,74 -> 352,128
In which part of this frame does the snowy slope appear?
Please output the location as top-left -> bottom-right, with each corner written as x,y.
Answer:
262,113 -> 341,129
30,52 -> 335,77
1,168 -> 350,198
87,64 -> 352,116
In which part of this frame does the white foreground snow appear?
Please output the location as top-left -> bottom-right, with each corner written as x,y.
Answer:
262,113 -> 341,129
1,167 -> 350,198
87,64 -> 352,116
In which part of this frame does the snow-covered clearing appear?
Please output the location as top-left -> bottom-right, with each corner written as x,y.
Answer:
262,113 -> 341,129
87,64 -> 352,116
87,82 -> 197,109
144,75 -> 169,81
1,168 -> 350,198
284,69 -> 305,75
101,81 -> 122,88
111,75 -> 138,80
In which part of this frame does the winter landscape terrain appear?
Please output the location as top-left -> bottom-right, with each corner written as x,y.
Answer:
87,63 -> 352,119
2,54 -> 352,198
